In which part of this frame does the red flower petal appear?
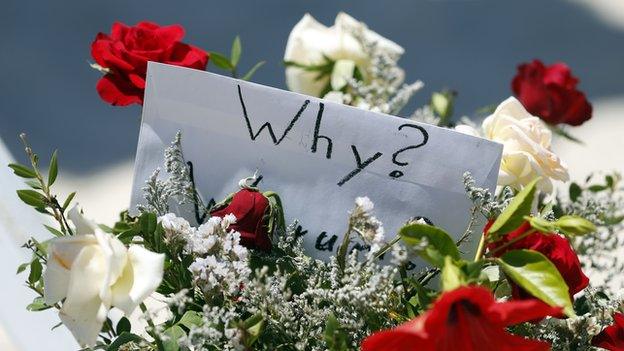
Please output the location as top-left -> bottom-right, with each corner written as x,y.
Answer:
592,313 -> 624,350
361,286 -> 556,351
96,74 -> 143,106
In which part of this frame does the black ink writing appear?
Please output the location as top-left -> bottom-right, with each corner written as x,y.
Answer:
337,145 -> 383,186
315,232 -> 338,251
389,123 -> 429,179
310,102 -> 333,159
237,85 -> 310,145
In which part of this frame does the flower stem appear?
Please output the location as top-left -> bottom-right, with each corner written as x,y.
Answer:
473,233 -> 486,262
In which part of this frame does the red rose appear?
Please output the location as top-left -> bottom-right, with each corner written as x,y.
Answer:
512,59 -> 592,126
91,21 -> 209,106
485,221 -> 589,300
592,313 -> 624,351
210,189 -> 272,251
361,286 -> 560,351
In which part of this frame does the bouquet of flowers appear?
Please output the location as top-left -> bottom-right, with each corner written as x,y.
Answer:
9,13 -> 624,351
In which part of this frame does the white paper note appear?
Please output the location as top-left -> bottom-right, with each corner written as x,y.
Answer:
130,62 -> 502,264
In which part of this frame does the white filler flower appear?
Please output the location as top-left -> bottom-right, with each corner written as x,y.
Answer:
43,207 -> 165,347
483,97 -> 569,192
284,12 -> 403,97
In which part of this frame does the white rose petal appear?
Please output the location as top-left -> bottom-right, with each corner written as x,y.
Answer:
43,209 -> 164,347
284,12 -> 402,97
482,97 -> 569,192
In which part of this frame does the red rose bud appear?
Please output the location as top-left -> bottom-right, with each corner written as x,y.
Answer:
91,21 -> 209,106
592,312 -> 624,351
210,188 -> 272,251
485,220 -> 589,301
512,59 -> 592,126
361,286 -> 560,351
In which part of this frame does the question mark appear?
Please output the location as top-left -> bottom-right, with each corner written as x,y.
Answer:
389,123 -> 429,179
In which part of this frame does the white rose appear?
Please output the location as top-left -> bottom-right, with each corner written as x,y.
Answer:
483,97 -> 569,192
44,206 -> 164,347
284,12 -> 403,97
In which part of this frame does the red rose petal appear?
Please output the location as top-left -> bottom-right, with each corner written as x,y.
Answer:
96,74 -> 143,106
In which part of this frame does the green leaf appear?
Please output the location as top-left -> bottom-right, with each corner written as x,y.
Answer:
162,325 -> 185,351
116,317 -> 131,335
62,191 -> 76,211
399,223 -> 460,267
16,262 -> 29,274
441,256 -> 466,291
555,215 -> 596,236
487,178 -> 540,236
210,52 -> 233,70
140,212 -> 157,236
230,35 -> 242,67
17,189 -> 47,208
28,259 -> 42,284
177,310 -> 203,329
588,184 -> 608,193
25,179 -> 42,189
8,163 -> 37,178
497,249 -> 575,317
48,150 -> 58,186
324,313 -> 348,351
44,224 -> 64,237
242,313 -> 264,347
569,182 -> 582,202
26,296 -> 52,311
241,61 -> 266,81
107,332 -> 144,351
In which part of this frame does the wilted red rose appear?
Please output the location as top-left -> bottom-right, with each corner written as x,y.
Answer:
512,59 -> 592,126
361,286 -> 560,351
211,188 -> 272,251
485,220 -> 589,300
592,313 -> 624,351
91,21 -> 209,106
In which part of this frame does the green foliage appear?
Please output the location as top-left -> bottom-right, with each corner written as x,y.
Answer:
115,317 -> 131,335
497,249 -> 575,317
107,332 -> 144,351
324,313 -> 349,351
162,325 -> 185,351
399,222 -> 460,267
487,178 -> 539,237
210,36 -> 265,80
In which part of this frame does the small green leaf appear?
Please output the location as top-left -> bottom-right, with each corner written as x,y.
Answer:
555,216 -> 596,236
210,52 -> 233,70
140,212 -> 157,235
242,313 -> 264,347
44,224 -> 64,237
569,183 -> 582,202
441,256 -> 465,291
26,296 -> 52,311
527,216 -> 555,233
116,317 -> 131,335
162,325 -> 185,351
324,313 -> 348,351
488,178 -> 540,236
230,35 -> 242,67
107,332 -> 144,351
16,262 -> 29,274
25,179 -> 42,189
48,150 -> 58,186
17,189 -> 47,208
241,61 -> 266,81
8,163 -> 37,178
497,249 -> 574,316
399,223 -> 460,267
62,192 -> 76,211
28,259 -> 42,284
178,310 -> 203,329
588,184 -> 608,193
